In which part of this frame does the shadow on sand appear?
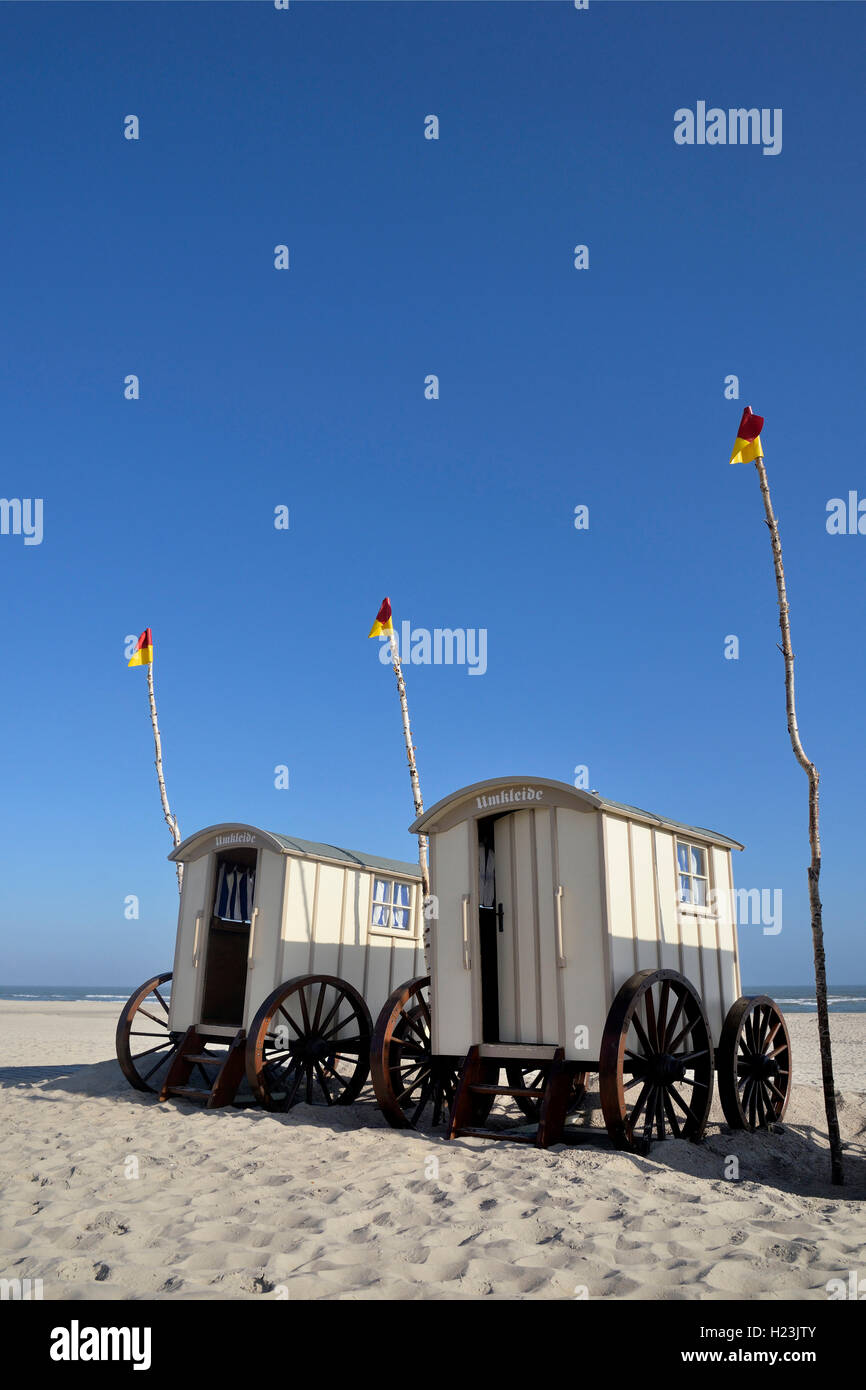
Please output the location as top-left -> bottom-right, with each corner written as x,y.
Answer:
5,1058 -> 865,1202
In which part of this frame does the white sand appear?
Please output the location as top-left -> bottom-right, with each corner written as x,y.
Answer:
0,1002 -> 863,1300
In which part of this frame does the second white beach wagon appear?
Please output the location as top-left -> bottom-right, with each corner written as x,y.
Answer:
116,776 -> 792,1152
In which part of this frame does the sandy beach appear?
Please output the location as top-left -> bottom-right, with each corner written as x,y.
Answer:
0,1001 -> 863,1301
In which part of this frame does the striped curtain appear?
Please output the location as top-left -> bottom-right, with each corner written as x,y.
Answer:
215,863 -> 256,923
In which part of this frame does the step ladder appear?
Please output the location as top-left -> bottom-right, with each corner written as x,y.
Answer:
447,1045 -> 573,1149
159,1027 -> 247,1108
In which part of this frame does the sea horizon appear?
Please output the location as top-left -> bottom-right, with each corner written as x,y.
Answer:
2,983 -> 865,1012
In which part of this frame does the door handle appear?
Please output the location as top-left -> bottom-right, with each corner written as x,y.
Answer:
247,907 -> 259,964
461,895 -> 471,970
192,911 -> 203,966
555,885 -> 566,967
496,903 -> 504,933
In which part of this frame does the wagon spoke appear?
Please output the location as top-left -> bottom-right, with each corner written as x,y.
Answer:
667,1083 -> 697,1122
677,1049 -> 709,1068
317,994 -> 346,1038
644,989 -> 659,1051
631,1012 -> 652,1058
665,1019 -> 696,1055
656,1086 -> 667,1140
283,1062 -> 306,1110
136,1006 -> 168,1028
129,1040 -> 174,1060
313,1060 -> 334,1103
311,983 -> 327,1035
628,1079 -> 652,1129
278,1004 -> 304,1038
142,1040 -> 181,1082
662,1089 -> 682,1137
661,984 -> 675,1045
396,1068 -> 431,1106
409,1076 -> 433,1127
398,1009 -> 429,1047
152,988 -> 170,1014
662,992 -> 686,1052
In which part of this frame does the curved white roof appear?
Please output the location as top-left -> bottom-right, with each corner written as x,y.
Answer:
409,776 -> 744,850
169,822 -> 423,877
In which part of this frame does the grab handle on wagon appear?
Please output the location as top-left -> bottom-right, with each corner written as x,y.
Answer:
192,911 -> 203,967
461,894 -> 471,970
247,907 -> 259,964
555,885 -> 566,967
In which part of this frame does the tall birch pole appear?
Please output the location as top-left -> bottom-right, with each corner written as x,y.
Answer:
734,410 -> 843,1184
128,629 -> 183,894
386,628 -> 429,903
369,599 -> 430,959
146,660 -> 183,894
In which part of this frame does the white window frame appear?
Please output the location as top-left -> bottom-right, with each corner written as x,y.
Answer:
369,876 -> 417,939
676,840 -> 713,916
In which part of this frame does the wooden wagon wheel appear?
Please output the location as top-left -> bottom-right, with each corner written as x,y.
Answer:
504,1064 -> 589,1121
717,995 -> 792,1130
116,973 -> 181,1093
371,977 -> 493,1129
245,974 -> 372,1111
600,968 -> 714,1151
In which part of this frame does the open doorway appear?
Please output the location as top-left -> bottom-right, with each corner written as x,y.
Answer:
200,847 -> 257,1027
477,816 -> 501,1042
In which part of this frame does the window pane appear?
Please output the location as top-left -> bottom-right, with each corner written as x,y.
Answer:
679,874 -> 692,903
394,883 -> 411,908
391,908 -> 409,930
373,878 -> 390,904
676,844 -> 690,874
371,903 -> 388,927
693,877 -> 707,906
690,847 -> 706,876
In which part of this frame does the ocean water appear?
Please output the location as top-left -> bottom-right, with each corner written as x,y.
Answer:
0,983 -> 863,1011
0,985 -> 164,1004
744,986 -> 866,1014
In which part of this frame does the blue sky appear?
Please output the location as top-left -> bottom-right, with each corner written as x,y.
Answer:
1,1 -> 863,986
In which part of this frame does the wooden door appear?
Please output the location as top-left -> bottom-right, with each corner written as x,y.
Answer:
493,810 -> 560,1045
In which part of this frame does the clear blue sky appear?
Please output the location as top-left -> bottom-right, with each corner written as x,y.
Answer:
1,1 -> 863,987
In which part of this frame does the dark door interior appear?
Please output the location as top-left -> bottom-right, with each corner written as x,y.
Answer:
478,816 -> 500,1042
200,847 -> 257,1027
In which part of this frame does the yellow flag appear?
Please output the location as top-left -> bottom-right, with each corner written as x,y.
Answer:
368,597 -> 394,638
729,406 -> 764,465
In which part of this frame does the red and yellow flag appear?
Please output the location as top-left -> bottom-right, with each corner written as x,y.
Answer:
128,628 -> 154,667
368,598 -> 394,638
729,406 -> 764,465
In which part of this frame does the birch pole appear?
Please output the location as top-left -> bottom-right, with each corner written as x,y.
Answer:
750,446 -> 843,1185
145,658 -> 183,889
386,627 -> 430,906
369,597 -> 430,963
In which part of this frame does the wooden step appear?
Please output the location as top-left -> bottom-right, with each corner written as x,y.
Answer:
468,1083 -> 544,1098
165,1086 -> 213,1101
159,1026 -> 247,1108
455,1127 -> 537,1144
